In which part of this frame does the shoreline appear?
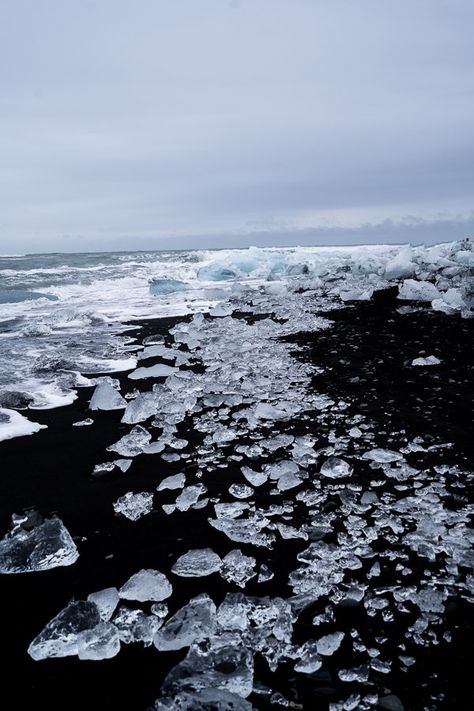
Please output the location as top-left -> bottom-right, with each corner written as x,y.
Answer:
0,293 -> 472,710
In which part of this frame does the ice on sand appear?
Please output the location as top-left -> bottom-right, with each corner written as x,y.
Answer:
28,600 -> 101,660
411,355 -> 442,366
320,457 -> 353,479
0,408 -> 46,442
107,425 -> 151,457
398,279 -> 440,301
113,607 -> 161,645
113,491 -> 153,521
87,587 -> 120,621
157,472 -> 186,491
316,631 -> 345,656
119,569 -> 173,602
172,548 -> 223,577
89,381 -> 126,411
154,689 -> 255,711
362,448 -> 404,463
154,594 -> 216,651
0,516 -> 79,574
220,550 -> 257,588
77,622 -> 120,660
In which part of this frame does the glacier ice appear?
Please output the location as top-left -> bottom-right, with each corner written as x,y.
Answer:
0,515 -> 79,574
320,457 -> 353,479
411,355 -> 442,366
87,587 -> 120,621
77,621 -> 120,660
89,381 -> 126,411
128,363 -> 176,380
28,601 -> 101,660
113,491 -> 154,521
157,472 -> 186,491
107,425 -> 151,456
154,594 -> 216,651
172,548 -> 223,577
119,569 -> 173,602
220,549 -> 257,588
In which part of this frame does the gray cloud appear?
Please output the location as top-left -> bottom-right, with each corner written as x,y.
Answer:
0,0 -> 473,252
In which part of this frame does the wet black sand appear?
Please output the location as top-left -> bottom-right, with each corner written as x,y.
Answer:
0,294 -> 472,710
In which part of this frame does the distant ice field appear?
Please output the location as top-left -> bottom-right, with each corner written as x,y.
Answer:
0,242 -> 472,441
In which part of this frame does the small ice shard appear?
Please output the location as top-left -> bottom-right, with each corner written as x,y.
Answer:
258,564 -> 274,583
241,466 -> 268,487
113,491 -> 153,521
175,485 -> 206,512
220,549 -> 257,588
294,640 -> 323,673
172,548 -> 223,577
154,594 -> 217,651
214,502 -> 250,519
119,569 -> 172,602
209,514 -> 275,548
87,587 -> 119,621
128,364 -> 175,380
77,621 -> 120,660
89,381 -> 126,411
157,472 -> 186,491
121,392 -> 159,424
277,473 -> 302,491
320,457 -> 353,479
28,601 -> 101,660
254,403 -> 288,420
0,408 -> 46,442
113,607 -> 161,645
0,516 -> 79,574
411,355 -> 442,366
398,279 -> 440,301
107,425 -> 151,457
73,418 -> 93,427
362,448 -> 404,463
229,483 -> 254,499
316,631 -> 345,656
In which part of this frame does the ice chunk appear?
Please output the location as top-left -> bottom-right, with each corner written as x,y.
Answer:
149,278 -> 190,295
154,594 -> 216,651
128,363 -> 176,380
220,549 -> 257,588
119,569 -> 173,602
209,303 -> 233,317
113,491 -> 153,521
172,548 -> 223,577
320,457 -> 353,479
229,483 -> 254,499
294,640 -> 322,673
107,425 -> 151,456
209,513 -> 275,548
197,264 -> 238,281
155,689 -> 255,711
157,472 -> 186,491
398,279 -> 440,301
121,392 -> 159,424
161,643 -> 254,698
384,247 -> 416,280
411,355 -> 442,366
175,485 -> 206,512
241,466 -> 268,487
0,408 -> 46,442
0,516 -> 79,574
87,587 -> 119,621
28,601 -> 101,660
77,621 -> 120,660
114,458 -> 132,473
316,631 -> 345,656
89,381 -> 126,411
362,448 -> 404,463
214,502 -> 250,519
113,606 -> 161,645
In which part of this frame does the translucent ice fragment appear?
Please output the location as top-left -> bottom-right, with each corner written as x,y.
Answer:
0,516 -> 79,574
107,425 -> 151,457
154,594 -> 216,651
320,457 -> 353,479
89,381 -> 126,411
157,472 -> 186,491
77,621 -> 120,660
113,491 -> 153,521
87,587 -> 119,621
28,601 -> 100,660
220,549 -> 257,588
172,548 -> 223,577
119,569 -> 173,602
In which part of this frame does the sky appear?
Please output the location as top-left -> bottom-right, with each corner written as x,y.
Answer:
0,0 -> 473,253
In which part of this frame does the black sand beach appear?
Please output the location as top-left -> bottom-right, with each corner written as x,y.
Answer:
0,293 -> 472,710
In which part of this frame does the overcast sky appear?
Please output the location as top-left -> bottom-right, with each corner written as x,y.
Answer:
0,0 -> 473,253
